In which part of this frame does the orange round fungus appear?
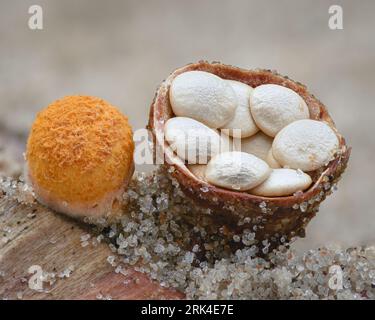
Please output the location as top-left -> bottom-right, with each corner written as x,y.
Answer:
26,95 -> 134,220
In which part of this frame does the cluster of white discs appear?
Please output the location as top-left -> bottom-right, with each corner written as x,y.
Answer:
165,70 -> 339,197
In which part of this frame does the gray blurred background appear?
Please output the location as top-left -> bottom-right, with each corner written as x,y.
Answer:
0,0 -> 374,252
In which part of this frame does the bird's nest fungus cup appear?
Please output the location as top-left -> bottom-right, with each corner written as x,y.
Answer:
148,61 -> 350,254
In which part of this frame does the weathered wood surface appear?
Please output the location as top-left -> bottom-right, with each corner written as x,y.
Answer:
0,194 -> 184,300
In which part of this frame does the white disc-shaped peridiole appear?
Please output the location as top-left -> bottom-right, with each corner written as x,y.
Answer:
272,119 -> 340,171
250,168 -> 312,197
165,117 -> 224,164
205,151 -> 270,191
220,80 -> 258,138
266,149 -> 281,169
169,71 -> 237,128
250,84 -> 310,137
240,132 -> 273,161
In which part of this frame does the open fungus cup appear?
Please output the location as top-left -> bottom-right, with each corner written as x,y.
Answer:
149,61 -> 350,251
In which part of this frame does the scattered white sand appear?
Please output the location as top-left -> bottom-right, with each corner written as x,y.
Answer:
1,169 -> 374,300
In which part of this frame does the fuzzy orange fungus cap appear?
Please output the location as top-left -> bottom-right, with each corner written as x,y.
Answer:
26,96 -> 134,207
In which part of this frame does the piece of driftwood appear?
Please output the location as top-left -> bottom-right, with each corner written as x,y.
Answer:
0,194 -> 183,300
